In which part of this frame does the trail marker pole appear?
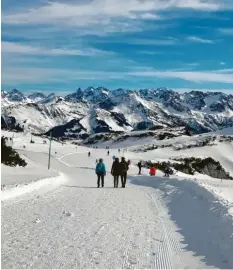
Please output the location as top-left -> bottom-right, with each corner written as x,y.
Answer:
12,133 -> 14,147
48,132 -> 52,170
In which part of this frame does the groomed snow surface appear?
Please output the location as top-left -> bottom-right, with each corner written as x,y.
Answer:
1,131 -> 233,269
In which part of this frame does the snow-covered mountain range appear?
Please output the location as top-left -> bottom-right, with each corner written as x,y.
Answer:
1,88 -> 233,137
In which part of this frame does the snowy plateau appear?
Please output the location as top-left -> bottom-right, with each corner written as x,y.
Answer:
1,87 -> 233,269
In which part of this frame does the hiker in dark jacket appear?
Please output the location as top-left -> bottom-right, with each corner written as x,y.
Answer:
164,162 -> 170,177
120,157 -> 129,188
137,161 -> 142,175
95,158 -> 106,188
111,158 -> 121,188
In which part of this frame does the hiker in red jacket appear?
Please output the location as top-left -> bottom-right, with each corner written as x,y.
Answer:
149,165 -> 156,176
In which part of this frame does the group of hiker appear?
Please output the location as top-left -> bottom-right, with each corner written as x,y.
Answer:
111,157 -> 129,188
137,161 -> 171,177
95,157 -> 130,188
137,161 -> 157,176
94,147 -> 172,188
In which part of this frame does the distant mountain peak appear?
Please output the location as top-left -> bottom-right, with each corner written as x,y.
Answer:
11,88 -> 22,93
1,87 -> 233,136
47,93 -> 55,98
28,92 -> 46,102
38,93 -> 57,104
1,90 -> 8,98
7,89 -> 26,102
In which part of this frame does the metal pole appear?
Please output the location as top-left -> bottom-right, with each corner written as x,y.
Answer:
4,116 -> 9,130
12,133 -> 14,147
48,132 -> 52,170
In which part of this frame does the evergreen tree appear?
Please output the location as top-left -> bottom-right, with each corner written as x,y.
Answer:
1,136 -> 27,167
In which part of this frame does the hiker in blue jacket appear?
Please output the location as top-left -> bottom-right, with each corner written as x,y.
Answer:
95,158 -> 106,188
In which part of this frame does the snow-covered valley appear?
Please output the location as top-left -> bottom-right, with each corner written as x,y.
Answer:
1,130 -> 233,269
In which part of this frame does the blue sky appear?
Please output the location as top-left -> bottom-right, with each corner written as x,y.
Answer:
1,0 -> 233,95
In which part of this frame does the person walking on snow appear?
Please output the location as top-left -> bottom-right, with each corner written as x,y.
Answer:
107,150 -> 110,156
111,157 -> 121,188
120,157 -> 129,188
137,161 -> 142,175
88,151 -> 91,157
164,162 -> 170,177
149,165 -> 156,176
95,159 -> 106,188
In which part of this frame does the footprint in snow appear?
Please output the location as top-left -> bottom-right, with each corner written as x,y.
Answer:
63,211 -> 74,217
34,218 -> 41,223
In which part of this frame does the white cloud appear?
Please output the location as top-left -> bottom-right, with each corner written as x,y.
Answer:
2,0 -> 230,26
128,37 -> 178,45
1,67 -> 124,85
215,68 -> 233,73
2,1 -> 232,38
218,28 -> 233,35
139,50 -> 163,55
1,41 -> 110,56
186,36 -> 215,44
3,65 -> 233,86
220,62 -> 226,65
128,70 -> 233,83
139,13 -> 161,20
2,1 -> 160,25
188,62 -> 199,66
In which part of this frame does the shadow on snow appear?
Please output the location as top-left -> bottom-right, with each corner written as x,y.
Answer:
62,185 -> 122,189
130,175 -> 233,269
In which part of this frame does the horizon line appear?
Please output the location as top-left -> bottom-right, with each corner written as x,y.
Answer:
2,87 -> 233,96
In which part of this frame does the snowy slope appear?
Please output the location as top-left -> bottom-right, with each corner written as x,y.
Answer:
1,155 -> 57,187
2,100 -> 88,133
2,130 -> 233,268
217,126 -> 233,135
2,88 -> 233,135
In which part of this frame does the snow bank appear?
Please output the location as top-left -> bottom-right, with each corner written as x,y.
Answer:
1,172 -> 68,201
1,153 -> 57,186
200,183 -> 233,217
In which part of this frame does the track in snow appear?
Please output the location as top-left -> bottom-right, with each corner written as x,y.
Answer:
2,150 -> 233,269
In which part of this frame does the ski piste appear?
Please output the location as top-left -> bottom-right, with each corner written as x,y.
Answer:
2,130 -> 233,269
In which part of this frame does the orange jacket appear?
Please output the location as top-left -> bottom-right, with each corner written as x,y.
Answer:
149,167 -> 156,175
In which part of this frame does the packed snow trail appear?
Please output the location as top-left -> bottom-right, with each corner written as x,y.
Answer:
2,150 -> 233,269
